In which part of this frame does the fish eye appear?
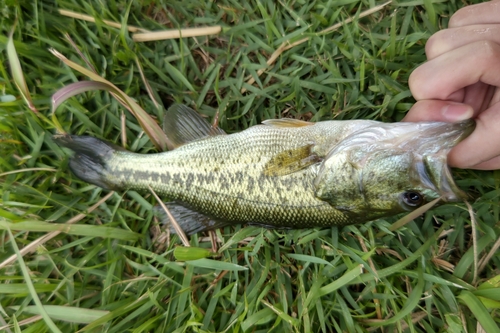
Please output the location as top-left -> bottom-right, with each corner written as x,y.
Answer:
401,191 -> 424,207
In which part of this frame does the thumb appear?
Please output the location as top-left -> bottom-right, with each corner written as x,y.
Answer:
402,100 -> 474,122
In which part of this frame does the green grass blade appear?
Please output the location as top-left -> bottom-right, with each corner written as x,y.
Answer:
10,306 -> 109,324
6,229 -> 62,333
174,246 -> 213,261
0,220 -> 140,241
319,264 -> 363,296
458,291 -> 500,333
185,258 -> 248,271
7,25 -> 36,113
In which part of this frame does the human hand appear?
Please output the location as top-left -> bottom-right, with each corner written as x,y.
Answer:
403,0 -> 500,170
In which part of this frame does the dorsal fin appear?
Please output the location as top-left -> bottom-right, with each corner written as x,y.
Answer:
264,143 -> 321,176
262,118 -> 314,128
163,104 -> 226,148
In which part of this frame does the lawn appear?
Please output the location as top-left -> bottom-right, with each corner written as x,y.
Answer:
1,0 -> 499,332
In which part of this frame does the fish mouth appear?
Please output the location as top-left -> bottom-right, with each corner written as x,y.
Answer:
416,155 -> 466,202
453,119 -> 475,141
413,119 -> 475,201
401,119 -> 476,156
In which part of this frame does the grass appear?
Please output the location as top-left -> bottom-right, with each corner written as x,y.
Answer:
1,0 -> 499,332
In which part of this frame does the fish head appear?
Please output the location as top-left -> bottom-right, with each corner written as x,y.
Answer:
314,120 -> 475,220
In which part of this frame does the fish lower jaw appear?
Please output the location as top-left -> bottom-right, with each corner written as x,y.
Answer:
414,154 -> 466,203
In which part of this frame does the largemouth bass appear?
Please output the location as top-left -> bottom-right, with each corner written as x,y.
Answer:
54,105 -> 474,234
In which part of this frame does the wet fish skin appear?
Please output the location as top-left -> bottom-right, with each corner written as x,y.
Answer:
54,105 -> 474,234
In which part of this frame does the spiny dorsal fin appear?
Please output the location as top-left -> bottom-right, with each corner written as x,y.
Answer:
163,104 -> 226,149
264,144 -> 321,176
262,118 -> 314,128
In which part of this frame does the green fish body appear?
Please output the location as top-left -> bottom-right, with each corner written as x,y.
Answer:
55,105 -> 474,234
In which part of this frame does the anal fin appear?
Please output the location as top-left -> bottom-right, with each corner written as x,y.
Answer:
264,144 -> 321,176
155,202 -> 229,235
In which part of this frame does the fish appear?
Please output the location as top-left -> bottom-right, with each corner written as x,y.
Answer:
54,104 -> 475,234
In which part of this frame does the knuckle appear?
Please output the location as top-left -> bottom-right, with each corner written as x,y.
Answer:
476,40 -> 500,59
408,68 -> 425,100
448,3 -> 476,28
448,13 -> 462,28
425,30 -> 447,58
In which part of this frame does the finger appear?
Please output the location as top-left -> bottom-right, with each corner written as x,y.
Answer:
402,100 -> 474,122
447,103 -> 500,169
463,82 -> 495,113
468,155 -> 500,170
425,24 -> 500,59
478,85 -> 500,111
409,40 -> 500,101
449,0 -> 500,28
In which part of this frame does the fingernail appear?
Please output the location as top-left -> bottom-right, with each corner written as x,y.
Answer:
441,103 -> 474,121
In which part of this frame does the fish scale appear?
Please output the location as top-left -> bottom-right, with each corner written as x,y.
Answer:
104,124 -> 353,228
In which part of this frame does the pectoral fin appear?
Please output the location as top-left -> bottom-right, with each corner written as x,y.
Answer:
264,144 -> 321,176
163,104 -> 226,149
155,202 -> 229,235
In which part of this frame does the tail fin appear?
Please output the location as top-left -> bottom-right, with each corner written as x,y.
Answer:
54,135 -> 122,190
